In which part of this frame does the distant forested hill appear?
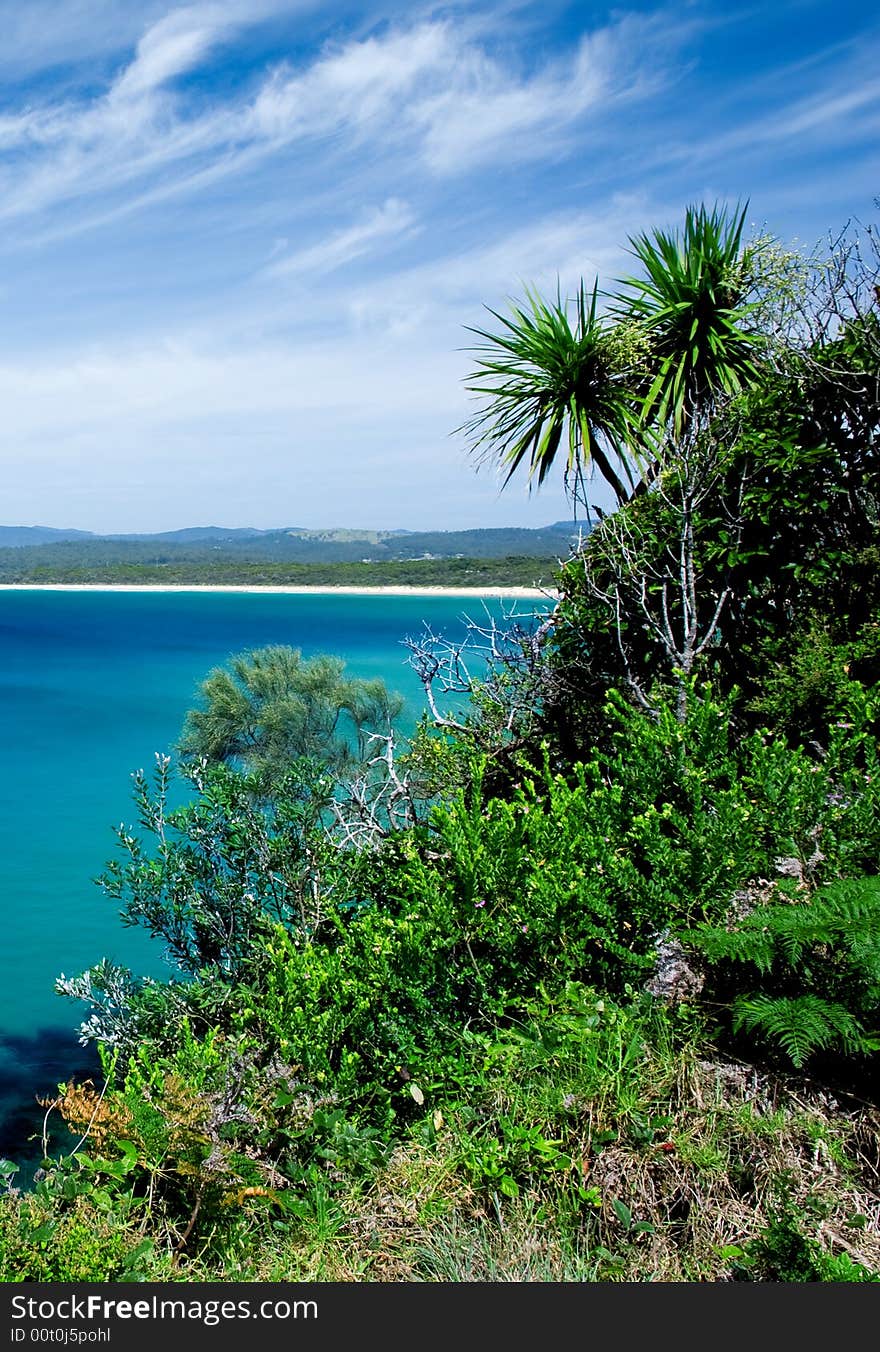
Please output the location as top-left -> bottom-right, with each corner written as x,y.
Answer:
0,526 -> 96,547
0,520 -> 585,574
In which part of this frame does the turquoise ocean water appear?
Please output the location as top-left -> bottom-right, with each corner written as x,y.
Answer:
0,588 -> 545,1167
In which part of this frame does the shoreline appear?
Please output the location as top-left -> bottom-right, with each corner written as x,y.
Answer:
0,583 -> 556,599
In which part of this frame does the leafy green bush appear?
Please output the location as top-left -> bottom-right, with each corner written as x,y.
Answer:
738,682 -> 880,879
47,667 -> 880,1265
0,1195 -> 148,1282
747,610 -> 880,746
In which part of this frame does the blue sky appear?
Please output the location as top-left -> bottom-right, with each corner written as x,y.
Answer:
0,0 -> 876,533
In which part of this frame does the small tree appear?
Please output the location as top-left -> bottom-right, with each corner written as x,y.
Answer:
56,753 -> 344,1053
462,202 -> 879,742
178,645 -> 404,790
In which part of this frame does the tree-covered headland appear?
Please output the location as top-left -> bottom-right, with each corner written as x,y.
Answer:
1,203 -> 879,1283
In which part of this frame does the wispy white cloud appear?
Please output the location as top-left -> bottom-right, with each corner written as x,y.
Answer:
0,0 -> 302,78
108,5 -> 234,103
0,9 -> 672,228
410,16 -> 659,174
751,78 -> 880,144
249,23 -> 455,142
0,2 -> 304,220
265,198 -> 418,277
250,12 -> 673,174
653,38 -> 880,175
334,197 -> 658,342
0,7 -> 248,219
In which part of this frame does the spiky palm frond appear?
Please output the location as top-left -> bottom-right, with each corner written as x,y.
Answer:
619,202 -> 764,437
459,281 -> 642,506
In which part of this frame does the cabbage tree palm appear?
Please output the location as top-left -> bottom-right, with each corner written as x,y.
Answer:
461,204 -> 766,507
459,280 -> 643,508
619,202 -> 763,441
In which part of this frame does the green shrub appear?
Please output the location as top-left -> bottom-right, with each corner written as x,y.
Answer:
0,1192 -> 150,1282
735,1178 -> 880,1282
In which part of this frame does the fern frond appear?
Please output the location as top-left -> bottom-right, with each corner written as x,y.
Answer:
687,876 -> 880,983
732,994 -> 868,1067
682,921 -> 775,972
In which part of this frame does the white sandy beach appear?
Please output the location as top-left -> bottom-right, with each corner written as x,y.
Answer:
0,583 -> 557,599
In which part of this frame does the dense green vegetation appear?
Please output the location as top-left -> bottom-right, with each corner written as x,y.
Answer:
0,554 -> 558,589
1,202 -> 878,1283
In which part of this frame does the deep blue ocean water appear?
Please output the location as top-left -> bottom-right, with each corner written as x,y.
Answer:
0,588 -> 546,1168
